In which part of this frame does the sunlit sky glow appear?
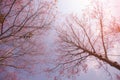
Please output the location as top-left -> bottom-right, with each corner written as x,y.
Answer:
57,0 -> 120,18
57,0 -> 90,14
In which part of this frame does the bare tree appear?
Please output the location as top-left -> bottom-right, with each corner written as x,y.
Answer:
55,0 -> 120,78
0,0 -> 56,79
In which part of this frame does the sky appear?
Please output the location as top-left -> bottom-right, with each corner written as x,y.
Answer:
57,0 -> 120,18
57,0 -> 90,14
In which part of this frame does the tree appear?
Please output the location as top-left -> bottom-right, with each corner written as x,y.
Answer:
0,0 -> 56,79
55,0 -> 120,79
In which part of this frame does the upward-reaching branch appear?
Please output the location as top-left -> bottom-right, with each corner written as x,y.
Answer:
99,18 -> 108,59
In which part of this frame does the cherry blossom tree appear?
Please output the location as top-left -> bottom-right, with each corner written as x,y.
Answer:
55,0 -> 120,79
0,0 -> 56,79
